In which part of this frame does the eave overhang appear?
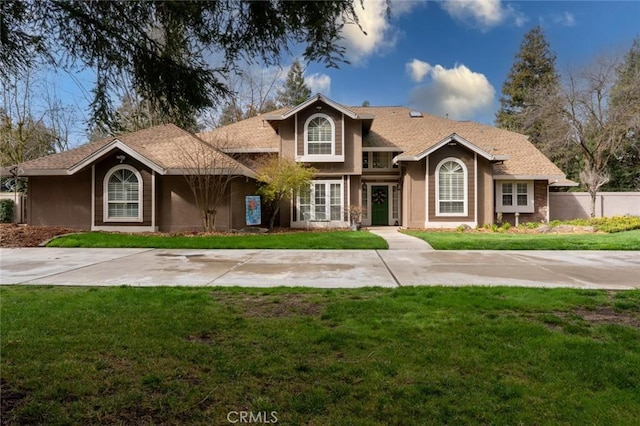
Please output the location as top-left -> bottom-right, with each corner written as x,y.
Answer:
393,133 -> 505,163
264,93 -> 360,120
165,167 -> 257,179
494,174 -> 570,183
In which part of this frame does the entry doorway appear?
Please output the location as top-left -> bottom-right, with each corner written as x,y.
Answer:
371,185 -> 389,225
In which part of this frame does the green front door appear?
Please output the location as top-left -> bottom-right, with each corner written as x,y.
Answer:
371,186 -> 389,225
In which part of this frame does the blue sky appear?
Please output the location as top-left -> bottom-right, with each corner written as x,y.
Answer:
42,1 -> 640,145
302,0 -> 639,124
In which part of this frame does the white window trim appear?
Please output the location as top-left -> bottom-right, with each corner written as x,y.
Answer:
296,179 -> 343,223
299,113 -> 344,162
103,164 -> 143,222
496,180 -> 535,213
435,157 -> 468,217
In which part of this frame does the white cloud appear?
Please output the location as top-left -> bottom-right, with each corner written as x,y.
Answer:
440,0 -> 526,30
551,12 -> 576,27
305,73 -> 332,95
340,0 -> 424,64
406,59 -> 432,83
407,62 -> 496,120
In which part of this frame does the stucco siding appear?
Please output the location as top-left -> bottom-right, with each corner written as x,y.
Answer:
28,171 -> 92,229
550,192 -> 640,220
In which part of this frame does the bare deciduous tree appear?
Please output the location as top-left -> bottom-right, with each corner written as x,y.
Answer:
1,67 -> 74,168
200,65 -> 285,129
180,137 -> 247,232
562,55 -> 625,217
531,50 -> 639,218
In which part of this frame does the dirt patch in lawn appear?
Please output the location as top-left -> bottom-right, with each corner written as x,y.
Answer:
574,306 -> 640,328
0,378 -> 27,425
211,293 -> 327,318
0,224 -> 76,247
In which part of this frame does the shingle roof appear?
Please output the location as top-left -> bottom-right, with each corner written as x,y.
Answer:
16,103 -> 565,180
16,124 -> 253,176
197,108 -> 287,152
351,106 -> 565,177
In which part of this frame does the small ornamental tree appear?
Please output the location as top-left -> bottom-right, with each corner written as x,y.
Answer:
256,156 -> 315,229
181,137 -> 245,232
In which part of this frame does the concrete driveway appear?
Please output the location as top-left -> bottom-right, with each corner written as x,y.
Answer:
1,248 -> 639,289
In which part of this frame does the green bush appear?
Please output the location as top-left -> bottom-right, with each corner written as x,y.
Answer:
0,199 -> 14,223
551,216 -> 640,233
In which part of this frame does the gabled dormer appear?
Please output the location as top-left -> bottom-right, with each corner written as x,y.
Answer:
265,94 -> 373,164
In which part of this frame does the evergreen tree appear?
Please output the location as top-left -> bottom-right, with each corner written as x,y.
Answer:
496,26 -> 560,144
495,26 -> 581,181
277,60 -> 312,107
217,102 -> 244,127
1,1 -> 359,130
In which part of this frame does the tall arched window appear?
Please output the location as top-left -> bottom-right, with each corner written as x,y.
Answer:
436,158 -> 467,216
103,165 -> 143,222
305,114 -> 334,155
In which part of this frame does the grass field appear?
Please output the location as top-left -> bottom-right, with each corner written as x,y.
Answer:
46,230 -> 388,250
403,229 -> 640,250
2,286 -> 639,424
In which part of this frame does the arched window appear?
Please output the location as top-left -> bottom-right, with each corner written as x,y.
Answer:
436,158 -> 467,216
305,114 -> 334,155
104,165 -> 143,222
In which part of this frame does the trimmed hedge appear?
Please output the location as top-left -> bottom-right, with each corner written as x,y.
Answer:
0,199 -> 15,223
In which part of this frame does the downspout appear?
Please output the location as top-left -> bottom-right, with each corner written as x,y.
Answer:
91,165 -> 95,230
474,153 -> 478,227
151,170 -> 156,231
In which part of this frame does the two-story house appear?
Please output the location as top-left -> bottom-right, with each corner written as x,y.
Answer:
12,94 -> 572,231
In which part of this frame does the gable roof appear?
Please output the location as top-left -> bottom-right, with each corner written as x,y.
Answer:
351,106 -> 565,179
197,110 -> 286,153
14,97 -> 567,182
15,124 -> 256,178
263,94 -> 365,120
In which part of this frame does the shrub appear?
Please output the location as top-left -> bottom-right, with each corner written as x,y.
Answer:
0,199 -> 15,223
551,216 -> 640,233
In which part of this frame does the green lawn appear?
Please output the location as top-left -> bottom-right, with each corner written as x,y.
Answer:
47,230 -> 388,249
2,286 -> 639,424
403,229 -> 640,250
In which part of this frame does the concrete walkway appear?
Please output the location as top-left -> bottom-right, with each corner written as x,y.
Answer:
1,248 -> 639,289
367,227 -> 433,250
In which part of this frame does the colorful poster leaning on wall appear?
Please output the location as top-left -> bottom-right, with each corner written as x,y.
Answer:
245,195 -> 261,226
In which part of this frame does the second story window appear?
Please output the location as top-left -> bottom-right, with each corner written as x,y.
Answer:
305,114 -> 334,155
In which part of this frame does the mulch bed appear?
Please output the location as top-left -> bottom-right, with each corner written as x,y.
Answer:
0,224 -> 76,247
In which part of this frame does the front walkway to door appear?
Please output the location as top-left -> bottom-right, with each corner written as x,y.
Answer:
367,227 -> 434,250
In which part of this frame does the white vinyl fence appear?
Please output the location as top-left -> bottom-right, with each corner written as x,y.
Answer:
549,192 -> 640,221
